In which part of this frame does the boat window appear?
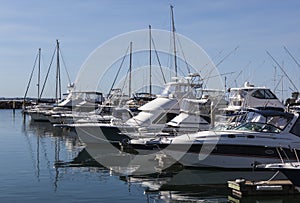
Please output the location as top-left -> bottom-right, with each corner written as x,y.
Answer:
251,89 -> 277,99
290,117 -> 300,137
266,116 -> 290,130
152,113 -> 177,124
243,110 -> 292,130
229,90 -> 245,99
235,122 -> 281,133
245,112 -> 266,123
112,109 -> 132,119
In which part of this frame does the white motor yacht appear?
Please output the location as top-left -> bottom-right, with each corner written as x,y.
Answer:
28,91 -> 103,122
128,108 -> 300,169
75,74 -> 204,144
224,82 -> 285,112
25,103 -> 55,121
163,89 -> 227,134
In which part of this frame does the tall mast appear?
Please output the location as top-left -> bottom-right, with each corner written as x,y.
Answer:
37,48 -> 41,102
273,65 -> 277,93
129,41 -> 132,97
56,39 -> 62,102
149,25 -> 152,95
170,5 -> 178,77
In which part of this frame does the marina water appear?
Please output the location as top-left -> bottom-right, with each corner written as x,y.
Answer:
1,109 -> 300,202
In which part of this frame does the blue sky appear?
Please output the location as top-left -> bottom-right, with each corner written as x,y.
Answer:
1,0 -> 300,100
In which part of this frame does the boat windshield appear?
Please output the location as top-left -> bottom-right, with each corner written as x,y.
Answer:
251,89 -> 277,99
234,122 -> 281,133
243,111 -> 291,130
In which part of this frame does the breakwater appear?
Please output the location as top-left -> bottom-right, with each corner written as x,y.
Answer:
0,100 -> 24,109
0,98 -> 56,109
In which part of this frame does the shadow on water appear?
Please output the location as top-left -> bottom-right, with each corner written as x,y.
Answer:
19,112 -> 300,202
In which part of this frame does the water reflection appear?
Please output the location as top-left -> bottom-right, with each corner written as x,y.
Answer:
228,195 -> 300,203
21,113 -> 300,203
22,116 -> 84,192
52,144 -> 293,202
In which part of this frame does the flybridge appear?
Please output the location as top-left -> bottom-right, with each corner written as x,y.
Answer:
226,82 -> 285,111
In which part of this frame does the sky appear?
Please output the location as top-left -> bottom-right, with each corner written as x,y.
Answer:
1,0 -> 300,101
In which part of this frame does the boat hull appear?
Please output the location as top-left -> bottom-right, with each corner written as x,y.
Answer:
28,111 -> 49,122
75,124 -> 131,144
278,169 -> 300,187
129,142 -> 300,169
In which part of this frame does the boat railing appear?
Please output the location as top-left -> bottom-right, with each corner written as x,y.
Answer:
275,147 -> 300,167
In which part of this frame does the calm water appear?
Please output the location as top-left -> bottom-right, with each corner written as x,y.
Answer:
1,109 -> 300,203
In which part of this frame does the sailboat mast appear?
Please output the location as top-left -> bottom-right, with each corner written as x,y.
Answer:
149,25 -> 152,95
56,39 -> 62,102
37,48 -> 41,102
129,41 -> 132,97
170,5 -> 178,77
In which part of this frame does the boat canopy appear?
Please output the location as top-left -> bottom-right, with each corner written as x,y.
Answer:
236,108 -> 294,131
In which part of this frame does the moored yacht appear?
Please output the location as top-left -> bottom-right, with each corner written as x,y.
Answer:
75,74 -> 204,144
25,103 -> 55,121
127,108 -> 300,169
214,82 -> 286,130
45,91 -> 104,123
28,90 -> 103,122
224,82 -> 285,112
163,89 -> 227,134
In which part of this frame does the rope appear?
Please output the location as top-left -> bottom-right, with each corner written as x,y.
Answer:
176,35 -> 191,74
59,47 -> 72,85
24,50 -> 39,100
40,45 -> 56,98
267,170 -> 280,182
108,45 -> 130,97
151,37 -> 166,84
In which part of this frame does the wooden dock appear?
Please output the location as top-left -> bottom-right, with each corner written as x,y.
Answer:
228,179 -> 299,198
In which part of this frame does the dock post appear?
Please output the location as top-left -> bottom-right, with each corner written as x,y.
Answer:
12,100 -> 16,116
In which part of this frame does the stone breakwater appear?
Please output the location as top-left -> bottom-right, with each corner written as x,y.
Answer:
0,100 -> 25,109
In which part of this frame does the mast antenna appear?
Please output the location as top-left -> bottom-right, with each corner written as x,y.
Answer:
56,39 -> 62,102
266,50 -> 298,92
37,48 -> 41,102
129,42 -> 132,97
149,25 -> 152,95
170,5 -> 178,77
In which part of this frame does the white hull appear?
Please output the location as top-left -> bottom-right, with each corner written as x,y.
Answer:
173,153 -> 288,169
28,111 -> 49,121
75,124 -> 134,144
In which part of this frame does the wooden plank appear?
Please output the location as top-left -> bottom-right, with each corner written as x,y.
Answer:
228,179 -> 298,197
